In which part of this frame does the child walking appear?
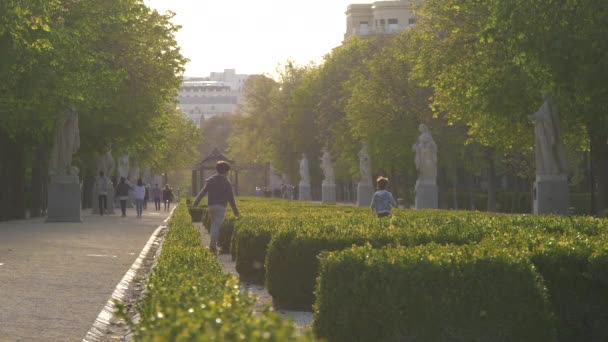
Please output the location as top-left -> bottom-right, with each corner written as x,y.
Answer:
370,176 -> 398,217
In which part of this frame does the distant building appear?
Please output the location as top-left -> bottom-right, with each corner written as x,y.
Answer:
177,69 -> 250,127
344,1 -> 419,40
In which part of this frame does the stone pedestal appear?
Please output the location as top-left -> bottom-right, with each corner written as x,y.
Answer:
322,181 -> 336,204
299,182 -> 311,201
415,180 -> 438,209
533,175 -> 569,215
357,182 -> 374,207
46,176 -> 82,222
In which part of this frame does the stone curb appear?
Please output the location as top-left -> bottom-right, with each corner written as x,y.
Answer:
82,208 -> 175,342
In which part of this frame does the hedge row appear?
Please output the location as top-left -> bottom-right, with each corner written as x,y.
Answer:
119,202 -> 316,341
266,210 -> 607,310
314,243 -> 558,342
314,235 -> 608,342
185,197 -> 608,341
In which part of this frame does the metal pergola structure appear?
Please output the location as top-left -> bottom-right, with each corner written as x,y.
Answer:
191,148 -> 269,196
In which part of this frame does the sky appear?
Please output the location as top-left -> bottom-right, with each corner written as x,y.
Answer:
144,0 -> 365,77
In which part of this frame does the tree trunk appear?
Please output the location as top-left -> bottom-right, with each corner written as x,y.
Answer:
0,132 -> 26,220
452,168 -> 460,210
590,125 -> 608,215
485,149 -> 497,212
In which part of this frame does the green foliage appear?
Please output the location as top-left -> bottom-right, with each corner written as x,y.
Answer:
525,235 -> 608,342
118,202 -> 316,341
314,243 -> 557,342
227,198 -> 608,314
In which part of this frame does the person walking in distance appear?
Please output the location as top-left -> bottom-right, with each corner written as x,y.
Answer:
134,178 -> 146,218
95,171 -> 112,215
143,184 -> 150,210
193,161 -> 240,254
162,184 -> 174,212
115,177 -> 131,217
152,184 -> 162,211
370,176 -> 398,218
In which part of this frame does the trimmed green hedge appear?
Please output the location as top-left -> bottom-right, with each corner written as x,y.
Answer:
117,202 -> 316,341
525,235 -> 608,342
265,210 -> 607,310
314,243 -> 557,342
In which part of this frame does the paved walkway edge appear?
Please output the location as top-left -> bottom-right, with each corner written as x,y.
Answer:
83,210 -> 174,342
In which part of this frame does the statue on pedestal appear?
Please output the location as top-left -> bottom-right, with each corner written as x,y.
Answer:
117,155 -> 130,179
321,149 -> 335,184
358,143 -> 372,185
413,124 -> 437,182
46,108 -> 82,222
97,150 -> 115,177
299,153 -> 310,185
48,108 -> 80,179
528,92 -> 568,175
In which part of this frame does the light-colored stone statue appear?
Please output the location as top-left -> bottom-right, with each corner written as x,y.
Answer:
46,108 -> 82,222
48,108 -> 80,178
321,149 -> 336,203
356,143 -> 374,206
97,150 -> 115,176
528,93 -> 568,175
298,153 -> 311,201
358,143 -> 372,185
299,153 -> 310,185
129,165 -> 140,182
412,124 -> 438,209
321,150 -> 335,184
142,167 -> 152,185
529,93 -> 569,215
413,124 -> 437,181
117,155 -> 130,179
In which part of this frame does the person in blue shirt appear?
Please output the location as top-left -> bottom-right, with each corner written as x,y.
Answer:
370,176 -> 398,218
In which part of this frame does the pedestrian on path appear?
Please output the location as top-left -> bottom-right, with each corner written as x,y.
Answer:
193,161 -> 240,253
95,171 -> 112,215
143,184 -> 150,209
152,184 -> 162,211
370,176 -> 397,218
162,184 -> 174,212
134,179 -> 146,218
115,177 -> 131,217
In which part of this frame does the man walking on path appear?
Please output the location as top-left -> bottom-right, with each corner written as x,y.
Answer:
152,184 -> 162,211
95,171 -> 112,215
193,161 -> 240,253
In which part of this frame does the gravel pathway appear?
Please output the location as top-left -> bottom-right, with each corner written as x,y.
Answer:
196,223 -> 314,334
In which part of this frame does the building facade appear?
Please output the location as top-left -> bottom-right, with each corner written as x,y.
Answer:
177,69 -> 250,127
344,1 -> 419,40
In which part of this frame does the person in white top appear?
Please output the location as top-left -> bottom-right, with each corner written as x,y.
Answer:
134,178 -> 146,218
95,171 -> 112,215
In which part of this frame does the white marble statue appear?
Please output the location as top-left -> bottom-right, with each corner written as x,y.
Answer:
358,143 -> 372,185
413,124 -> 437,181
528,93 -> 568,175
142,167 -> 152,185
321,150 -> 335,184
129,165 -> 140,181
299,153 -> 310,184
48,108 -> 80,177
117,155 -> 130,179
97,150 -> 115,176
